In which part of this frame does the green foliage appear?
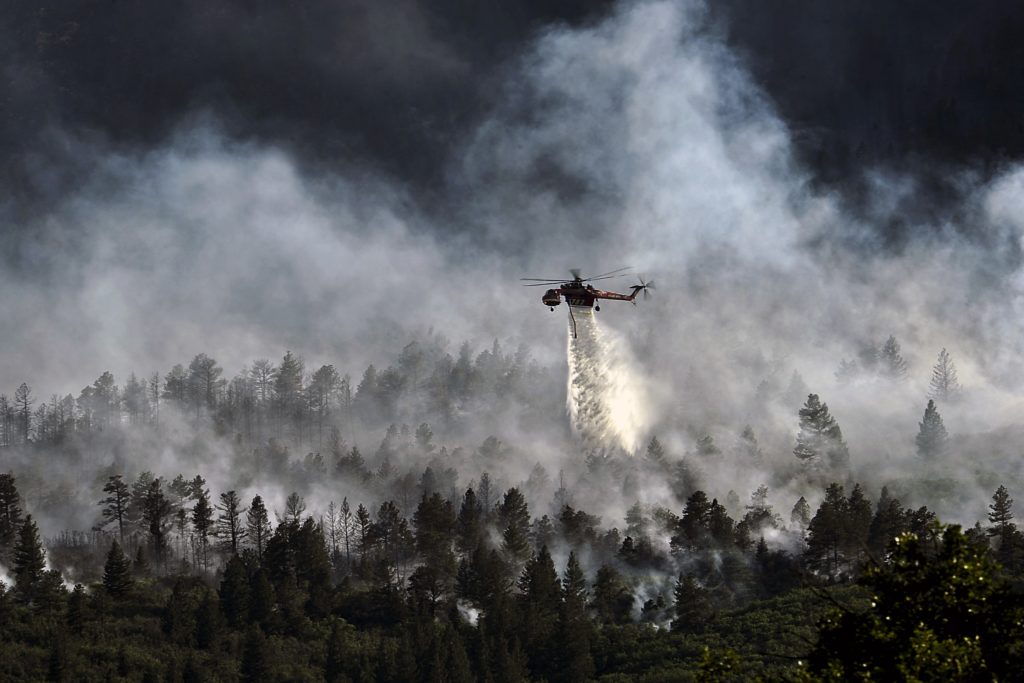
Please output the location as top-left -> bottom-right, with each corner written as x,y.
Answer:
13,515 -> 46,604
102,540 -> 133,598
812,523 -> 1024,680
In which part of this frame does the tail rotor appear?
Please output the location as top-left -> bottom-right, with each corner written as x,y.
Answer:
636,275 -> 655,301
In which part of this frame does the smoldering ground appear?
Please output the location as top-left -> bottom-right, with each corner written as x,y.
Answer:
3,0 -> 1024,557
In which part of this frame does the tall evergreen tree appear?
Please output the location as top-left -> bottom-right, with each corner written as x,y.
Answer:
141,478 -> 172,568
499,488 -> 531,566
916,399 -> 949,459
0,472 -> 23,557
878,335 -> 908,380
103,540 -> 133,598
99,474 -> 130,543
246,496 -> 271,560
216,490 -> 246,555
14,383 -> 32,443
929,348 -> 961,402
987,485 -> 1019,570
13,515 -> 46,604
793,394 -> 849,470
790,496 -> 811,530
672,574 -> 712,633
806,484 -> 849,578
240,626 -> 270,682
192,490 -> 213,571
559,551 -> 594,682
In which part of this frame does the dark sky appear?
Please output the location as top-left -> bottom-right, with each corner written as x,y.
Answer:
3,0 -> 1024,226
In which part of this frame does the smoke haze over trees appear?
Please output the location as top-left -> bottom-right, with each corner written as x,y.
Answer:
5,0 -> 1024,678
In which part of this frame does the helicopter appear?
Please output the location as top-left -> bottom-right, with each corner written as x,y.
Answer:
521,267 -> 653,337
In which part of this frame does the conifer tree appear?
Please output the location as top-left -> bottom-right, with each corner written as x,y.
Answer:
844,484 -> 873,561
240,626 -> 269,682
696,433 -> 721,458
0,472 -> 23,557
737,426 -> 763,462
456,488 -> 482,554
929,348 -> 961,402
103,540 -> 133,598
133,545 -> 149,578
591,564 -> 633,624
67,584 -> 86,634
867,487 -> 908,557
559,551 -> 594,682
916,399 -> 949,459
246,495 -> 271,560
806,484 -> 849,578
645,436 -> 667,468
672,574 -> 712,633
791,496 -> 811,530
192,490 -> 213,570
878,335 -> 908,380
499,488 -> 531,565
193,590 -> 221,649
219,555 -> 250,628
99,474 -> 130,543
987,485 -> 1019,570
216,490 -> 246,555
13,515 -> 46,604
793,394 -> 849,470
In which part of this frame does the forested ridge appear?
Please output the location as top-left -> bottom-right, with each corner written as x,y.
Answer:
0,336 -> 1022,681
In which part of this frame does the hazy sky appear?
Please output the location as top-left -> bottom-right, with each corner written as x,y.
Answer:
3,0 -> 1024,426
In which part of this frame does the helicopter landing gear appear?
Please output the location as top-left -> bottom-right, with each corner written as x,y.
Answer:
594,305 -> 600,311
550,307 -> 555,312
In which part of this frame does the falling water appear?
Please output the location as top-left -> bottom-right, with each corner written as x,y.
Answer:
566,306 -> 647,455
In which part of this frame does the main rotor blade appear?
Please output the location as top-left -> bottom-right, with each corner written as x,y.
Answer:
583,274 -> 628,283
523,282 -> 563,287
589,266 -> 633,279
520,277 -> 570,282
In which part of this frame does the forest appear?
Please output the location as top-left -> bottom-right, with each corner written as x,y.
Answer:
0,335 -> 1021,682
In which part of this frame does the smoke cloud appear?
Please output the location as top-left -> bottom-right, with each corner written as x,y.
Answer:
4,0 -> 1024,539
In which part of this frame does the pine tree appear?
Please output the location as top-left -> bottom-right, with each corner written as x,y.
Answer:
916,399 -> 949,459
142,478 -> 172,568
246,495 -> 271,560
219,555 -> 250,628
216,490 -> 246,555
737,426 -> 762,461
645,436 -> 667,468
987,485 -> 1018,570
806,484 -> 849,578
133,545 -> 149,578
99,475 -> 131,543
193,590 -> 221,649
791,496 -> 811,530
13,515 -> 46,604
240,626 -> 270,682
559,551 -> 594,682
499,488 -> 531,565
103,540 -> 133,598
878,335 -> 908,380
591,564 -> 633,624
67,584 -> 86,633
456,488 -> 482,554
192,490 -> 213,571
867,487 -> 908,557
0,472 -> 23,557
672,574 -> 712,633
844,484 -> 873,562
929,348 -> 961,402
793,394 -> 849,470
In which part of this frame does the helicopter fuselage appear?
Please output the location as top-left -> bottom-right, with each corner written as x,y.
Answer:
541,281 -> 641,308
